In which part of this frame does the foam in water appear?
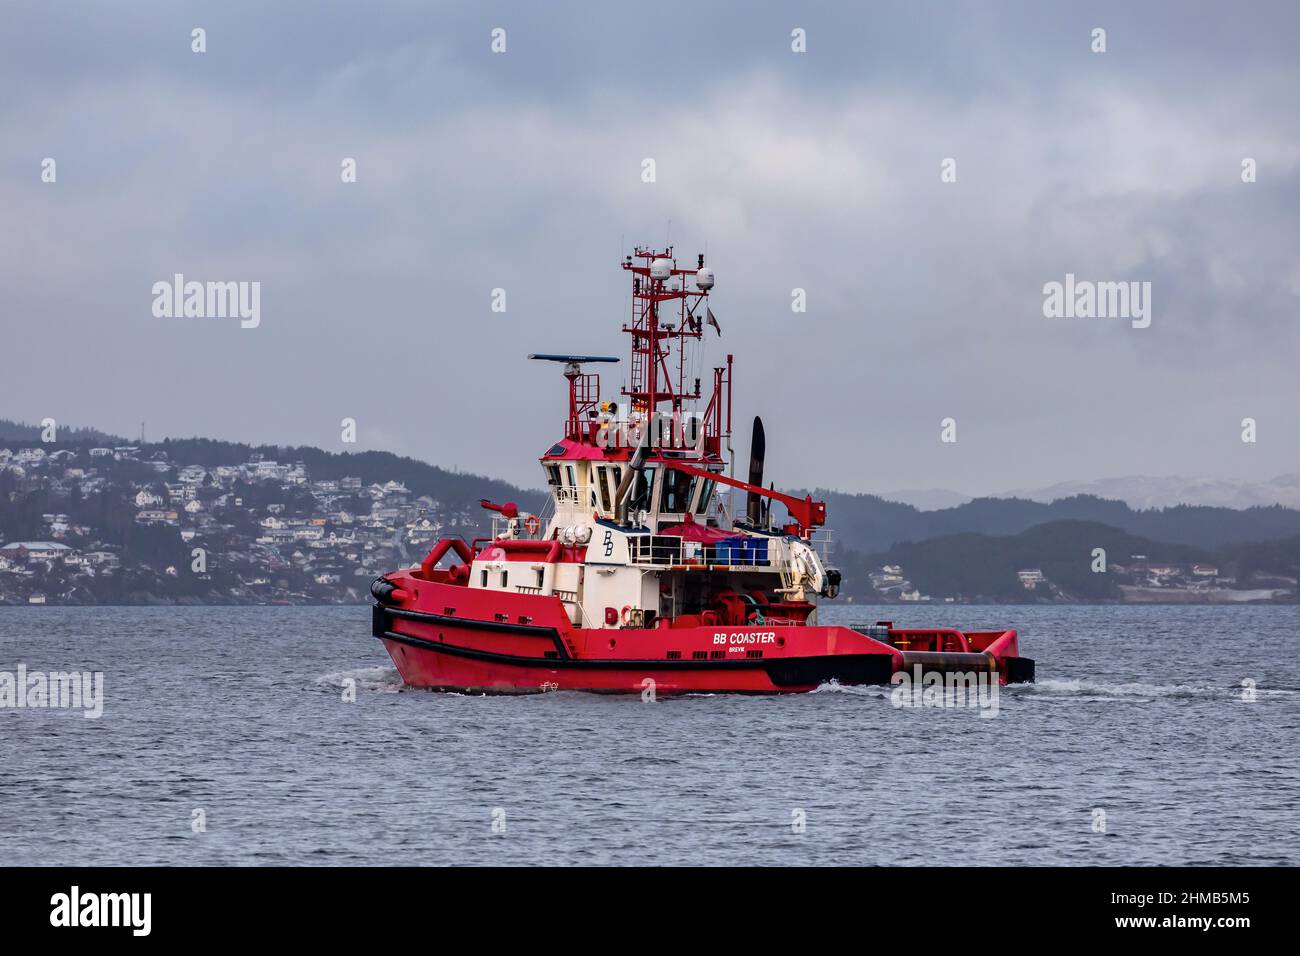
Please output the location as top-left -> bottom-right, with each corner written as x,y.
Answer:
812,677 -> 1299,702
1018,678 -> 1297,701
317,666 -> 405,694
811,681 -> 892,698
314,669 -> 1299,703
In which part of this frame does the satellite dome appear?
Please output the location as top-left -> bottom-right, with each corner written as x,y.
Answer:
650,258 -> 672,280
695,267 -> 715,290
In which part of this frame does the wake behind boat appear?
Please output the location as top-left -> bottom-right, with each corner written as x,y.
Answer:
371,247 -> 1034,693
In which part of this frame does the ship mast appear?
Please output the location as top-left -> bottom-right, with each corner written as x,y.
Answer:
620,247 -> 729,461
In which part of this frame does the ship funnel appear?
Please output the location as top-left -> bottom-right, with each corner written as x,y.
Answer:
745,416 -> 765,525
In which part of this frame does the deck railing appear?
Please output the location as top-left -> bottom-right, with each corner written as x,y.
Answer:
808,527 -> 834,563
626,534 -> 775,569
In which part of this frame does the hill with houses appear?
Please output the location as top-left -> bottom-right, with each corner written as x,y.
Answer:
3,418 -> 1300,605
0,424 -> 543,605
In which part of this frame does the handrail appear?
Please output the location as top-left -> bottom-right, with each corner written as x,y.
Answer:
627,533 -> 773,568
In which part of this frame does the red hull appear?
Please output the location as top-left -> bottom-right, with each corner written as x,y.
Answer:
372,573 -> 1030,694
379,633 -> 884,694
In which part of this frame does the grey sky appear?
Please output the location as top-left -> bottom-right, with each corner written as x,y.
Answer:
2,1 -> 1297,493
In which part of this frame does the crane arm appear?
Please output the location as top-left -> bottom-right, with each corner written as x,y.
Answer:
662,460 -> 826,536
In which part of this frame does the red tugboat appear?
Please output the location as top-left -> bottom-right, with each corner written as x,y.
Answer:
371,247 -> 1034,693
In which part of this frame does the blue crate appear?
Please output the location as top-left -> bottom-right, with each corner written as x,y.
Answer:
741,537 -> 769,565
716,537 -> 747,564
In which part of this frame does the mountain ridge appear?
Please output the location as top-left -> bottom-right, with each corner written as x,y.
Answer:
876,473 -> 1300,511
7,418 -> 1300,557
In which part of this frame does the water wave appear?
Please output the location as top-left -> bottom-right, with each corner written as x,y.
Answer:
813,676 -> 1298,702
811,681 -> 892,698
316,665 -> 405,694
1017,678 -> 1297,701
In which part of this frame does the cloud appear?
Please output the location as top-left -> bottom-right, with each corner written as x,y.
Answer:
2,1 -> 1298,494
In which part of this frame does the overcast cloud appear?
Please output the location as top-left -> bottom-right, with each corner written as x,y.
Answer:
2,1 -> 1297,493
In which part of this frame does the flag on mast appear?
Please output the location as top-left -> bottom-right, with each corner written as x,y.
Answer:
706,307 -> 721,336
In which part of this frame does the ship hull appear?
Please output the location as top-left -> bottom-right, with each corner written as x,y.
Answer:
376,610 -> 896,693
371,578 -> 1031,694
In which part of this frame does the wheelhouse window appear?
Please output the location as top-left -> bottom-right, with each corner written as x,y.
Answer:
660,468 -> 694,514
545,464 -> 561,487
629,465 -> 657,516
594,465 -> 613,513
695,477 -> 716,514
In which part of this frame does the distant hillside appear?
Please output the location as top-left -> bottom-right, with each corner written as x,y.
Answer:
874,487 -> 974,510
154,437 -> 545,512
2,428 -> 545,519
997,473 -> 1300,510
812,490 -> 1300,554
1220,534 -> 1300,585
877,473 -> 1300,511
0,418 -> 124,445
9,416 -> 1300,559
846,520 -> 1209,602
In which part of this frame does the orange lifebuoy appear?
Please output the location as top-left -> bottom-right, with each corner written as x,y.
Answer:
620,605 -> 633,626
524,514 -> 541,536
